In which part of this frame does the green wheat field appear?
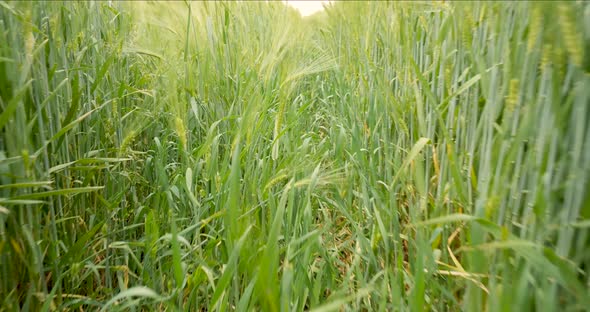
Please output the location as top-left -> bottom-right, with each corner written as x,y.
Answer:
1,1 -> 589,311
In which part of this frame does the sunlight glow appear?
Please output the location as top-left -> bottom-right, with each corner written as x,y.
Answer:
284,1 -> 331,17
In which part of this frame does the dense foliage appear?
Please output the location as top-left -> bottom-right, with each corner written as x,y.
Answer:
1,1 -> 589,310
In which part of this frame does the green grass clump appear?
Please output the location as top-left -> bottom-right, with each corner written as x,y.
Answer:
1,1 -> 589,311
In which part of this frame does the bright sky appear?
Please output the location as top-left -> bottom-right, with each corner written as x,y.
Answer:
284,1 -> 331,17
